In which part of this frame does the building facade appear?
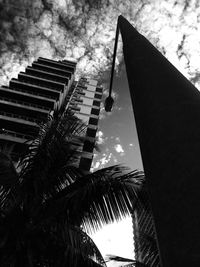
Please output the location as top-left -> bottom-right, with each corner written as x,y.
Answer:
0,57 -> 103,171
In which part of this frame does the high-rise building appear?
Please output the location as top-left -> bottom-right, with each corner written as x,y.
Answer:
0,57 -> 103,171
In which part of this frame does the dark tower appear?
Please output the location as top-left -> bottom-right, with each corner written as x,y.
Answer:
119,15 -> 200,267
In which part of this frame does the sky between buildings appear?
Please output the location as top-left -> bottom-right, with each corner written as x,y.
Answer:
1,0 -> 200,265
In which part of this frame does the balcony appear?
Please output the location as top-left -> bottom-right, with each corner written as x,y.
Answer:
9,79 -> 61,100
0,129 -> 33,144
18,73 -> 65,92
26,67 -> 69,85
0,112 -> 40,139
61,59 -> 77,67
0,90 -> 54,111
0,101 -> 49,124
38,57 -> 75,73
0,110 -> 43,125
32,62 -> 72,79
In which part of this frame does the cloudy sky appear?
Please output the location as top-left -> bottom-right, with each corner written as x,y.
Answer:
1,0 -> 200,265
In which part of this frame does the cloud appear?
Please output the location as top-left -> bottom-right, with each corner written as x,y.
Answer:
91,160 -> 101,171
115,106 -> 123,112
96,130 -> 105,144
1,0 -> 200,90
91,152 -> 114,171
114,144 -> 125,156
115,137 -> 120,142
114,144 -> 124,153
0,0 -> 128,84
102,89 -> 119,100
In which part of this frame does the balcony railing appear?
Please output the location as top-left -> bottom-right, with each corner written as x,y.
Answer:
0,110 -> 42,124
18,74 -> 64,91
9,84 -> 57,100
0,129 -> 34,140
0,96 -> 51,111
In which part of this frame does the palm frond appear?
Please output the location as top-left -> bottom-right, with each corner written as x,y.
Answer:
60,223 -> 106,266
0,152 -> 18,188
0,151 -> 19,215
106,254 -> 135,262
0,212 -> 106,267
40,165 -> 144,233
17,111 -> 87,215
134,230 -> 159,266
105,254 -> 148,266
34,222 -> 106,267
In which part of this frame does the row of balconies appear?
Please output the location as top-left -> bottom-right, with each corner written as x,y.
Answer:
0,113 -> 39,146
68,79 -> 103,171
25,67 -> 70,84
38,57 -> 76,73
0,128 -> 35,143
9,81 -> 60,100
0,58 -> 76,159
17,73 -> 65,91
0,90 -> 54,110
32,62 -> 72,78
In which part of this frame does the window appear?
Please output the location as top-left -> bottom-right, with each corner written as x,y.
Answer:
83,140 -> 94,153
86,128 -> 97,138
91,108 -> 100,116
93,100 -> 100,107
96,87 -> 103,93
79,157 -> 92,171
94,93 -> 102,99
89,117 -> 98,125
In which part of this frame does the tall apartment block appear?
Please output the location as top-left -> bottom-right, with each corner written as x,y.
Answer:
0,57 -> 103,171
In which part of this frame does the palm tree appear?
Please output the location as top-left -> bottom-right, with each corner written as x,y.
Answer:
132,189 -> 161,267
0,108 -> 144,267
